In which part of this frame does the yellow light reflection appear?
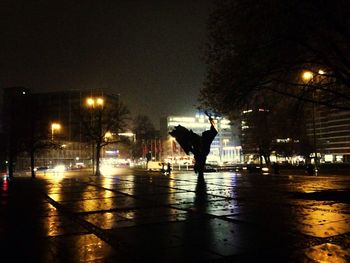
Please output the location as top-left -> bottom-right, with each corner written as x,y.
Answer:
296,205 -> 350,238
304,243 -> 350,262
100,164 -> 119,176
291,180 -> 350,238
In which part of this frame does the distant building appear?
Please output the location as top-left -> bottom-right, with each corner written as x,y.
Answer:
160,113 -> 242,164
308,105 -> 350,163
1,87 -> 122,170
240,104 -> 350,164
240,108 -> 272,163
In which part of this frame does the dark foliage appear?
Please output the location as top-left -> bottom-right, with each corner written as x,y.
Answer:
200,0 -> 350,113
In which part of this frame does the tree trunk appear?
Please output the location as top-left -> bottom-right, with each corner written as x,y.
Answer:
8,151 -> 14,179
30,150 -> 36,179
95,143 -> 101,176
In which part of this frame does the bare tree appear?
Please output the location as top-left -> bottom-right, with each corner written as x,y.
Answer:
131,115 -> 156,159
80,97 -> 129,176
2,89 -> 60,178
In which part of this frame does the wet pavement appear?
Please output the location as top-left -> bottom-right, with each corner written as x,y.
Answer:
1,169 -> 350,262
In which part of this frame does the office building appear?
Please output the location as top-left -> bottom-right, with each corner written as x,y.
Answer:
307,105 -> 350,163
1,87 -> 122,169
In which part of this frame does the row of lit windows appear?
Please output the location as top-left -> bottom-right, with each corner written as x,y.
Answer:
318,135 -> 350,141
307,129 -> 350,137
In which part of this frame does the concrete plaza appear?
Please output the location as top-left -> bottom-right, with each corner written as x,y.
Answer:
1,169 -> 350,262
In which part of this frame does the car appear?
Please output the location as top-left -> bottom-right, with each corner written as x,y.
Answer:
34,166 -> 49,172
244,164 -> 269,173
147,161 -> 162,171
74,162 -> 85,169
204,164 -> 218,172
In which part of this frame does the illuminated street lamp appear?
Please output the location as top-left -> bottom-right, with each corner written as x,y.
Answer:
104,131 -> 112,141
302,70 -> 318,175
51,122 -> 61,140
86,97 -> 104,108
302,71 -> 313,81
85,96 -> 104,176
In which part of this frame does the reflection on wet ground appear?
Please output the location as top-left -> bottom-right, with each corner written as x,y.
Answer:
1,171 -> 350,262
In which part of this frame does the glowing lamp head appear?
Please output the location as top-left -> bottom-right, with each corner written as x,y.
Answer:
302,71 -> 313,81
96,97 -> 104,106
86,98 -> 95,107
51,123 -> 61,130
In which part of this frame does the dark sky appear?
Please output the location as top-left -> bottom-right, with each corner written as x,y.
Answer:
1,1 -> 213,127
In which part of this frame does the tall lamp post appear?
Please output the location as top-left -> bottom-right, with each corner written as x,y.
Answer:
51,122 -> 61,167
51,123 -> 61,141
86,96 -> 104,176
302,71 -> 318,175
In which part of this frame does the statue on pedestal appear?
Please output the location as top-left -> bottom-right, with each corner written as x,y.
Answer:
169,113 -> 217,177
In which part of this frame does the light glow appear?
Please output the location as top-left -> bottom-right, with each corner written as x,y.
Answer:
86,97 -> 104,108
302,71 -> 313,81
105,131 -> 112,138
53,164 -> 66,173
51,123 -> 61,130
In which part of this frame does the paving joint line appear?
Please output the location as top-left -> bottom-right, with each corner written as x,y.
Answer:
44,192 -> 123,250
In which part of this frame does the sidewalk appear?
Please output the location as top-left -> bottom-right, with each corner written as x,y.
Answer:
1,170 -> 350,262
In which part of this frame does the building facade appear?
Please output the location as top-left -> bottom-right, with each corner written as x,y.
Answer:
240,103 -> 350,164
307,105 -> 350,163
1,87 -> 123,170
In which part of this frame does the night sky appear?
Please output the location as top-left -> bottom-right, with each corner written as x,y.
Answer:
1,1 -> 213,127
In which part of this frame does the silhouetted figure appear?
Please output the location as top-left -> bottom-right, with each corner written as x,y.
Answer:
161,163 -> 165,174
169,114 -> 217,177
306,164 -> 314,175
166,162 -> 172,174
272,162 -> 280,174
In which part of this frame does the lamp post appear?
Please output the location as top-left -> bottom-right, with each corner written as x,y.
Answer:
51,122 -> 61,168
51,123 -> 61,141
302,71 -> 318,175
86,96 -> 104,176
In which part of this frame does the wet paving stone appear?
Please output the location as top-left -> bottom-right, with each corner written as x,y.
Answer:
48,190 -> 122,202
3,171 -> 350,262
46,185 -> 101,194
59,196 -> 138,212
116,186 -> 189,196
293,207 -> 350,237
48,233 -> 117,262
304,242 -> 350,262
39,214 -> 88,237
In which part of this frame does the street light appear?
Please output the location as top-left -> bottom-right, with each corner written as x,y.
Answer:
86,97 -> 104,108
85,96 -> 104,176
51,123 -> 61,140
302,71 -> 313,81
302,70 -> 318,175
105,131 -> 112,139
